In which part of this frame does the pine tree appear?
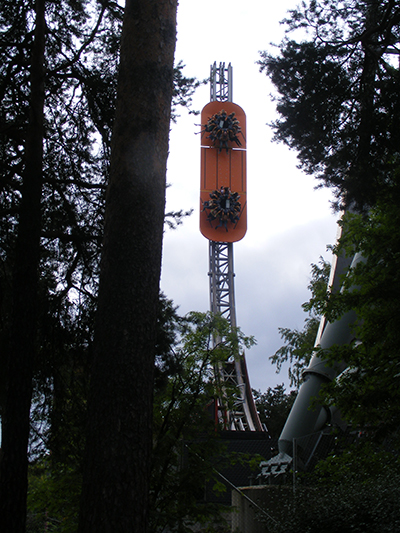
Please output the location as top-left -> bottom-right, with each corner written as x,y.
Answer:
77,1 -> 178,530
259,0 -> 400,210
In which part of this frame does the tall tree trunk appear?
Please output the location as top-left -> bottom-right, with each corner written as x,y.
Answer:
0,0 -> 46,531
78,1 -> 177,531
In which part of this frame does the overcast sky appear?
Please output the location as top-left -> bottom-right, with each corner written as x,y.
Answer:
160,0 -> 339,393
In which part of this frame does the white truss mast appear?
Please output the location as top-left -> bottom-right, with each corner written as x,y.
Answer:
208,63 -> 263,432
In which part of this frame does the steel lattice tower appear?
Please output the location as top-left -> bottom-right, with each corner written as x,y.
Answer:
206,62 -> 263,432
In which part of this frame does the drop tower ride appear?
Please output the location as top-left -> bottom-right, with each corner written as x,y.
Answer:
200,62 -> 263,432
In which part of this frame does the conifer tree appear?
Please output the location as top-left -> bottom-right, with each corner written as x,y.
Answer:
77,1 -> 178,530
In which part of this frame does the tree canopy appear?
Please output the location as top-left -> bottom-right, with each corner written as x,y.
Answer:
256,3 -> 400,529
315,203 -> 400,436
271,259 -> 330,388
253,385 -> 297,438
26,308 -> 255,533
0,0 -> 200,529
262,3 -> 400,464
259,0 -> 400,210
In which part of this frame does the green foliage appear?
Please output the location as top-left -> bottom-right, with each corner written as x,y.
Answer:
302,259 -> 334,318
151,311 -> 255,532
1,0 -> 203,525
264,438 -> 400,533
26,290 -> 96,463
271,202 -> 400,435
271,258 -> 330,387
0,0 -> 202,420
253,385 -> 296,438
267,471 -> 400,533
171,60 -> 205,121
26,308 -> 256,532
315,202 -> 400,435
259,0 -> 400,209
260,0 -> 400,438
258,4 -> 400,528
27,459 -> 81,533
312,439 -> 400,487
272,318 -> 319,388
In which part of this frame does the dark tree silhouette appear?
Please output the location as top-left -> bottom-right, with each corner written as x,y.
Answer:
0,1 -> 46,530
259,0 -> 400,210
78,1 -> 178,531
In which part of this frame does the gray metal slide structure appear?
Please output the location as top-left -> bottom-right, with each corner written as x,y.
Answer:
260,222 -> 364,479
279,240 -> 364,457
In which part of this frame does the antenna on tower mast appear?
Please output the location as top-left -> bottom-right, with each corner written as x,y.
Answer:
210,62 -> 233,102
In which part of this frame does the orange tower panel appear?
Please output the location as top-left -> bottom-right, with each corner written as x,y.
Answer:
200,101 -> 247,243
